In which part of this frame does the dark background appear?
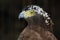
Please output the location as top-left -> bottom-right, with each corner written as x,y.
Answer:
0,0 -> 60,40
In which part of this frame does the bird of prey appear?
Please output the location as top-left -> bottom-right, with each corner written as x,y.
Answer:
18,5 -> 57,40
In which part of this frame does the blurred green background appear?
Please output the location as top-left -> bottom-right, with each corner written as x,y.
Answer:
0,0 -> 60,40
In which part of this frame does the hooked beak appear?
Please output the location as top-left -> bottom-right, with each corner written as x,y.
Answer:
18,11 -> 25,20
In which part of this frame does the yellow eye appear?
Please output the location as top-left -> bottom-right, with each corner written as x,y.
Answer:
24,10 -> 35,18
30,10 -> 34,14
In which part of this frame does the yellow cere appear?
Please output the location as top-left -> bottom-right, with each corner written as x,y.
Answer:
24,10 -> 35,18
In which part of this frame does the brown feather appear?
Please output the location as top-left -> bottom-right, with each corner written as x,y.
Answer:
18,14 -> 57,40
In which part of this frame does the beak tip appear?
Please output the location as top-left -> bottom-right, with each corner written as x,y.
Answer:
18,15 -> 24,20
18,11 -> 24,20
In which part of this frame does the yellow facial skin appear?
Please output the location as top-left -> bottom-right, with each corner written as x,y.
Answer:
24,10 -> 35,18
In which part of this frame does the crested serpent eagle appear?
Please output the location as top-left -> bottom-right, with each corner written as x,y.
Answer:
18,5 -> 57,40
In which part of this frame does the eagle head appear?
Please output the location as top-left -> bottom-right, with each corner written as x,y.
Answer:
18,5 -> 54,27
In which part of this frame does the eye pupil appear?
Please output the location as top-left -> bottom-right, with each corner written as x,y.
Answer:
31,12 -> 33,14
